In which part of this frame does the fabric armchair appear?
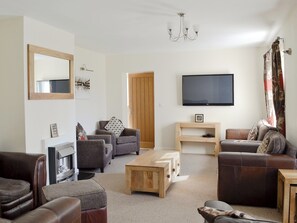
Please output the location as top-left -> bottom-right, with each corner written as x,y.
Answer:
96,120 -> 140,158
76,135 -> 113,173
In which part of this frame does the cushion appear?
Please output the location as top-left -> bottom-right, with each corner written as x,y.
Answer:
214,216 -> 277,223
116,136 -> 137,144
256,119 -> 277,141
42,178 -> 107,211
104,117 -> 125,137
0,177 -> 30,204
247,124 -> 258,140
257,130 -> 286,154
197,206 -> 255,223
76,122 -> 88,140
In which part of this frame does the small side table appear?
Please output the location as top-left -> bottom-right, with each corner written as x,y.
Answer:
278,169 -> 297,223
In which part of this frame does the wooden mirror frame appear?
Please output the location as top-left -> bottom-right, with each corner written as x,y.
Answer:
27,44 -> 74,100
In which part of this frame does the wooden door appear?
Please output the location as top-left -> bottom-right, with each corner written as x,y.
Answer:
128,72 -> 155,149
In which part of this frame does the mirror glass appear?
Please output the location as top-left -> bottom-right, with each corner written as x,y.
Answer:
28,44 -> 74,100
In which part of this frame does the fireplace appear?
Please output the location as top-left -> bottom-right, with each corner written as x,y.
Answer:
48,142 -> 75,184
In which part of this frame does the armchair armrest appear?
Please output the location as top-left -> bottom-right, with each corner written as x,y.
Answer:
225,129 -> 250,140
0,152 -> 46,207
122,128 -> 138,136
13,197 -> 81,223
77,140 -> 107,168
87,135 -> 111,144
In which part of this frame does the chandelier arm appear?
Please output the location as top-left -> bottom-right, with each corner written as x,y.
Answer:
168,12 -> 198,42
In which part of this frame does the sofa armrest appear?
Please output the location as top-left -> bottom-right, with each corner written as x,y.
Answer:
87,135 -> 111,144
225,129 -> 250,140
13,197 -> 81,223
218,152 -> 295,207
0,152 -> 46,207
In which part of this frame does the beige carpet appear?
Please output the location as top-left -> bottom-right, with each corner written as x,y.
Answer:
91,150 -> 282,223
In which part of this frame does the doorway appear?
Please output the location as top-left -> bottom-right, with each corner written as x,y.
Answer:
128,72 -> 155,149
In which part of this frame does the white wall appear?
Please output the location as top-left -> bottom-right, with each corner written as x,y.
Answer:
23,17 -> 76,154
106,48 -> 266,151
0,17 -> 25,152
75,47 -> 107,134
276,5 -> 297,146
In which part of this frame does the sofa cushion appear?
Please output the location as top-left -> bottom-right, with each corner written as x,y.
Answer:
256,119 -> 277,141
116,136 -> 137,144
257,130 -> 286,154
247,124 -> 258,140
76,122 -> 88,140
105,117 -> 125,137
0,177 -> 30,204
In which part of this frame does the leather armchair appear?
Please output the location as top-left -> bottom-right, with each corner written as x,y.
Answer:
76,135 -> 113,173
0,152 -> 46,219
0,197 -> 81,223
96,120 -> 140,158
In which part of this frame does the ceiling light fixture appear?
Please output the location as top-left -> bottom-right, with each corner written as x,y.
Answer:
168,12 -> 198,42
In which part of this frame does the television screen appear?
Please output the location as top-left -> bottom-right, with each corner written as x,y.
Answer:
182,74 -> 234,106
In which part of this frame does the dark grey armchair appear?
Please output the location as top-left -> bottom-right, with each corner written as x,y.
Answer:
76,135 -> 113,173
96,120 -> 140,158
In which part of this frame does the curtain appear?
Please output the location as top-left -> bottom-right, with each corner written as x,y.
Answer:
263,40 -> 286,136
263,51 -> 275,126
271,40 -> 286,136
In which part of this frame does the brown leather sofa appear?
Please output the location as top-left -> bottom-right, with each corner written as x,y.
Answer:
0,197 -> 81,223
96,120 -> 140,158
218,129 -> 297,207
0,152 -> 46,219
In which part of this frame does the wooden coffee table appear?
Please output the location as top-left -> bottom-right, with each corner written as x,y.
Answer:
125,149 -> 180,198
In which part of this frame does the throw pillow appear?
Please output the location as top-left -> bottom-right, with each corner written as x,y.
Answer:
256,119 -> 278,141
247,123 -> 258,140
76,122 -> 88,140
257,130 -> 286,154
197,206 -> 255,223
104,117 -> 125,137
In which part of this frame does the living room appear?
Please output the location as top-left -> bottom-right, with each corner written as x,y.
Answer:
1,1 -> 297,222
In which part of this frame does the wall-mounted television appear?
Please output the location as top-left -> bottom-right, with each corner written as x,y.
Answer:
182,74 -> 234,106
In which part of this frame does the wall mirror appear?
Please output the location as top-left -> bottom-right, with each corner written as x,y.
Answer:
27,44 -> 74,100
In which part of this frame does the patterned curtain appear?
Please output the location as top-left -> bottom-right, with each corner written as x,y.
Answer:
263,51 -> 275,126
271,40 -> 286,136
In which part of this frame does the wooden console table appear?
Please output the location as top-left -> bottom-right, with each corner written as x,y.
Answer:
175,122 -> 221,156
125,150 -> 180,198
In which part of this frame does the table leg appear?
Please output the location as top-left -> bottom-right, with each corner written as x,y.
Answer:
283,181 -> 290,223
290,186 -> 297,223
278,175 -> 284,212
125,167 -> 132,195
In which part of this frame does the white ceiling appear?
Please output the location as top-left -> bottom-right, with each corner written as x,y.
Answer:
0,0 -> 296,54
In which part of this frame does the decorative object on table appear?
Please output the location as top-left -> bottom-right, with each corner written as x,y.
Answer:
75,65 -> 92,99
195,114 -> 204,123
50,123 -> 59,138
